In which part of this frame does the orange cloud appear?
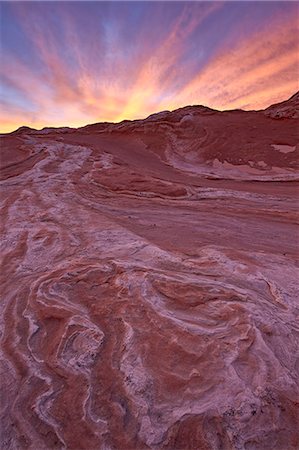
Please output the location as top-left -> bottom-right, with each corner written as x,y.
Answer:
1,3 -> 298,132
115,2 -> 223,121
175,13 -> 299,110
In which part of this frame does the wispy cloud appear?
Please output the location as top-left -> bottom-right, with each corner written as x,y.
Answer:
176,12 -> 299,110
0,2 -> 298,132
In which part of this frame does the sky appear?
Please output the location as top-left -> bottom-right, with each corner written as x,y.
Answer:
0,1 -> 298,132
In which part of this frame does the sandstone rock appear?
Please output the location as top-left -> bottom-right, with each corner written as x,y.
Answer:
1,94 -> 299,449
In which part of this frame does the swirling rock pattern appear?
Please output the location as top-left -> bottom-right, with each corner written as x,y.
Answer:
1,96 -> 299,449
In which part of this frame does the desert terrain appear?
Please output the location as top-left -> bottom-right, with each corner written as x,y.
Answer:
1,93 -> 299,450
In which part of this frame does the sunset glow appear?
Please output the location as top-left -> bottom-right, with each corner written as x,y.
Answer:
1,1 -> 298,132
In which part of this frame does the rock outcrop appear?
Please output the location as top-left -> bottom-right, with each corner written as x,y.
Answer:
263,91 -> 299,119
1,94 -> 299,449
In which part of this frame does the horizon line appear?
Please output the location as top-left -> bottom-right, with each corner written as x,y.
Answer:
2,90 -> 298,135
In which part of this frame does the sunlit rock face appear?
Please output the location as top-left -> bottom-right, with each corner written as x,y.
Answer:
1,94 -> 299,450
263,91 -> 299,119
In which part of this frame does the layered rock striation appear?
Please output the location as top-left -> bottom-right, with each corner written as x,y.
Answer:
1,93 -> 299,449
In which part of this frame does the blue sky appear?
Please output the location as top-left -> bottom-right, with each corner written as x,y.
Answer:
1,1 -> 298,131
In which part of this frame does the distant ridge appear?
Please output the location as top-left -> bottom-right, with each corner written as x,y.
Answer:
263,91 -> 299,119
7,91 -> 299,135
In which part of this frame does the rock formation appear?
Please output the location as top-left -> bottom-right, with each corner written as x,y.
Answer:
1,93 -> 299,449
263,91 -> 299,119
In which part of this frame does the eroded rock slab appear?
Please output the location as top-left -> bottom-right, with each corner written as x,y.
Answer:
1,97 -> 299,449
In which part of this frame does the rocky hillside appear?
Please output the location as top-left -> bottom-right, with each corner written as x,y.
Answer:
1,94 -> 299,450
263,91 -> 299,119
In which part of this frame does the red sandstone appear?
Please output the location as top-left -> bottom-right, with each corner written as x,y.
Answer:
1,93 -> 299,449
